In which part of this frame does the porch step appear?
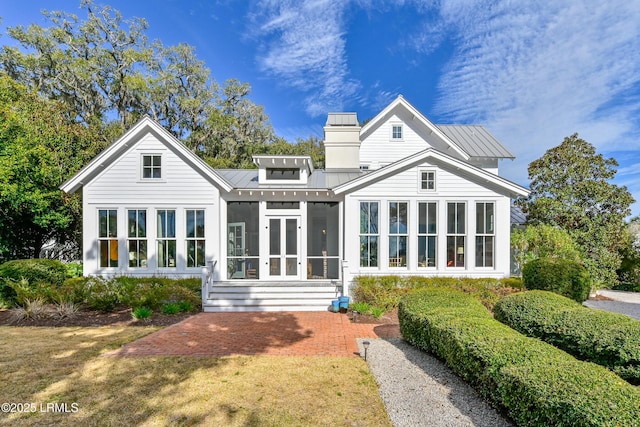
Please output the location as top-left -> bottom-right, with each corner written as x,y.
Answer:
203,283 -> 343,312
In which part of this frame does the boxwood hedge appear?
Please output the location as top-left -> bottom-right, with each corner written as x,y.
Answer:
522,257 -> 591,302
494,290 -> 640,384
399,288 -> 640,426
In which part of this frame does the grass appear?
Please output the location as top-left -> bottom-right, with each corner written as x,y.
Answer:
0,325 -> 390,426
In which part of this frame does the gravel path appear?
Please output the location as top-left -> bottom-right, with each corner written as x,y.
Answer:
583,300 -> 640,320
358,338 -> 513,427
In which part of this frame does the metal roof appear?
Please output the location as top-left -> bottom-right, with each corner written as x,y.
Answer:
510,204 -> 527,224
437,125 -> 515,159
216,169 -> 364,190
326,112 -> 358,126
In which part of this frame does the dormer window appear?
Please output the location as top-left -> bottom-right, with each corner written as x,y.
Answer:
392,125 -> 403,140
142,155 -> 162,179
266,168 -> 300,180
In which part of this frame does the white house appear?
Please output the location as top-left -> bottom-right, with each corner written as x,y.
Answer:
61,96 -> 529,311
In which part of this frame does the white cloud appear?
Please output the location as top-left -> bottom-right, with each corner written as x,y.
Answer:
249,0 -> 360,116
419,1 -> 640,187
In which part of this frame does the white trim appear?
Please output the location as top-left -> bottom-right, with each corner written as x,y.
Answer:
60,116 -> 233,194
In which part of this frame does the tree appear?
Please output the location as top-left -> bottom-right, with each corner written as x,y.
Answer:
517,133 -> 634,286
511,224 -> 583,275
0,75 -> 102,261
0,0 -> 217,139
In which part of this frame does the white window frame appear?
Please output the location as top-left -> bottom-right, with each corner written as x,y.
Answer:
186,209 -> 206,268
419,169 -> 436,192
446,202 -> 466,268
127,209 -> 147,268
141,154 -> 162,180
391,124 -> 403,141
475,202 -> 495,268
156,209 -> 176,268
359,201 -> 379,268
388,201 -> 408,268
98,209 -> 118,268
417,202 -> 437,268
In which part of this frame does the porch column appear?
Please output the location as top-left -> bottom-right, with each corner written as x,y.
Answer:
341,259 -> 351,297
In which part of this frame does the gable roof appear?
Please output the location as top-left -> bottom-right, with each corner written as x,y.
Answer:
360,95 -> 470,160
332,147 -> 529,198
60,116 -> 232,194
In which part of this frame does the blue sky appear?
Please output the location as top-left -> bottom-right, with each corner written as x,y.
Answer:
3,1 -> 640,214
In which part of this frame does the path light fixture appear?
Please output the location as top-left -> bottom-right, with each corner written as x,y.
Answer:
362,340 -> 370,361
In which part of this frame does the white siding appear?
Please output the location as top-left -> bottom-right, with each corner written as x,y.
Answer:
342,160 -> 513,291
360,111 -> 460,168
82,132 -> 221,277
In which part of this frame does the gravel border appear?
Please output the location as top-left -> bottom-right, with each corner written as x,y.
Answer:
358,338 -> 513,427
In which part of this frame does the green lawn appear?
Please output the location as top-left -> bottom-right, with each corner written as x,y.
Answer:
0,326 -> 390,426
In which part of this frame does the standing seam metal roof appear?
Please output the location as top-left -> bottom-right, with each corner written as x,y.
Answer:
437,125 -> 515,159
216,169 -> 364,190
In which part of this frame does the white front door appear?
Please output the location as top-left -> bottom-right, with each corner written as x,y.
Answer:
268,216 -> 300,279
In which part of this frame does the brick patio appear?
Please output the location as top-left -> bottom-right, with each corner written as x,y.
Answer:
104,312 -> 400,357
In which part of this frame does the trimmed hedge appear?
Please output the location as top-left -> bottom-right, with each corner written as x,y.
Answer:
352,275 -> 522,312
494,290 -> 640,384
0,259 -> 68,305
399,288 -> 640,426
522,257 -> 591,302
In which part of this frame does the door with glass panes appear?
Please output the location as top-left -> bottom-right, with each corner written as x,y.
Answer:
268,216 -> 300,279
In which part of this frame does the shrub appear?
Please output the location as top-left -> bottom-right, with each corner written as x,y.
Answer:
65,263 -> 83,278
352,275 -> 519,313
84,277 -> 120,311
0,259 -> 67,305
522,257 -> 592,302
399,288 -> 640,426
350,301 -> 373,315
162,303 -> 180,315
132,306 -> 152,320
177,300 -> 195,313
495,290 -> 640,384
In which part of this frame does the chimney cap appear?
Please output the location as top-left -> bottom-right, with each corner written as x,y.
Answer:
326,112 -> 359,126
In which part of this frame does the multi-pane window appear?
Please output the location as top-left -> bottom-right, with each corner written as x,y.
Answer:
142,155 -> 162,179
420,170 -> 436,191
359,202 -> 379,267
186,209 -> 205,268
98,209 -> 118,268
446,202 -> 466,267
476,202 -> 495,268
388,202 -> 408,267
157,209 -> 176,267
392,125 -> 403,140
127,209 -> 147,268
417,202 -> 437,267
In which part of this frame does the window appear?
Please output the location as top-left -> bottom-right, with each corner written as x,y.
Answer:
127,209 -> 147,268
157,209 -> 176,267
420,170 -> 436,191
142,155 -> 162,179
98,209 -> 118,268
391,124 -> 403,140
389,202 -> 408,267
266,168 -> 300,180
476,202 -> 495,268
359,202 -> 379,267
186,209 -> 205,268
418,202 -> 437,267
446,202 -> 466,267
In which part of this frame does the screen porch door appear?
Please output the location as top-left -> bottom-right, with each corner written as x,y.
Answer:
268,216 -> 300,279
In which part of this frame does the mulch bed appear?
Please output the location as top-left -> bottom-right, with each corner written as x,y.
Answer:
0,307 -> 193,327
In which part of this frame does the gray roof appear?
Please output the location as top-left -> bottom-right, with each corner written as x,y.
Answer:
326,112 -> 358,126
217,169 -> 364,190
510,204 -> 527,224
437,125 -> 515,159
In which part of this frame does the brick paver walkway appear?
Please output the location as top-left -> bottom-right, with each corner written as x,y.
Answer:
105,312 -> 400,358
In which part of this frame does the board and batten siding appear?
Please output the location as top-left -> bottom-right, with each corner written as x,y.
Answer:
82,131 -> 220,276
343,163 -> 512,288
